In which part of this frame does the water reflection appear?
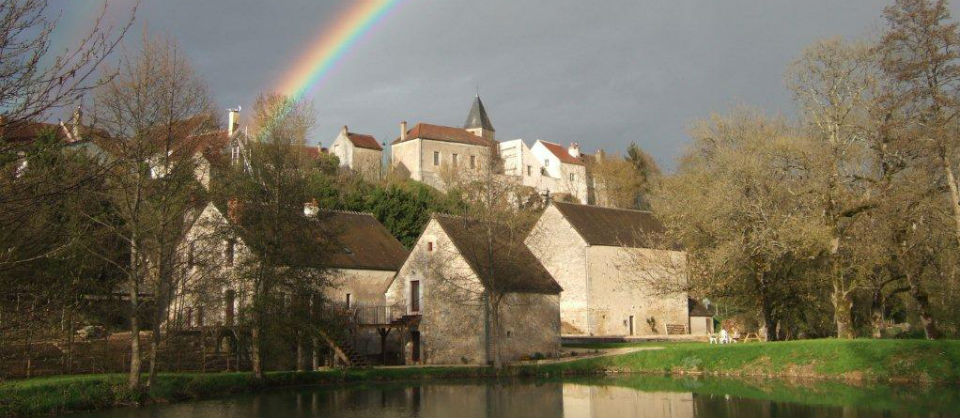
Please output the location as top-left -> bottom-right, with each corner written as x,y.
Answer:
64,376 -> 958,418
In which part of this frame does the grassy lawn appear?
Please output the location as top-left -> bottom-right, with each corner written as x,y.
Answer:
557,338 -> 960,382
2,339 -> 958,417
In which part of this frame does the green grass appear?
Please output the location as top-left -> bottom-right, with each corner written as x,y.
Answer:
2,339 -> 958,417
558,338 -> 960,382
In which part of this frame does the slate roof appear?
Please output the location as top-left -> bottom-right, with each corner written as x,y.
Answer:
433,214 -> 561,294
346,132 -> 382,150
228,205 -> 407,271
552,201 -> 666,248
537,140 -> 587,165
316,211 -> 408,271
392,123 -> 497,147
463,95 -> 495,132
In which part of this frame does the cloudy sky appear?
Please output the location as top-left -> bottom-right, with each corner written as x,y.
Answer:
52,1 -> 960,170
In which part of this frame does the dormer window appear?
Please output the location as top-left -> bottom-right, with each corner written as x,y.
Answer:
343,246 -> 353,254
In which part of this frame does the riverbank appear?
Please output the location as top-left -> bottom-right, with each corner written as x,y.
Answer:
2,338 -> 958,417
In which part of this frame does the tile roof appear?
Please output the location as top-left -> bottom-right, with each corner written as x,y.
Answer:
346,132 -> 382,150
538,140 -> 587,165
433,214 -> 561,294
552,201 -> 666,248
392,123 -> 497,147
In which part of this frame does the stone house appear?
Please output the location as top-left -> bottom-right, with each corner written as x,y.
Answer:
525,201 -> 690,336
172,201 -> 407,350
328,125 -> 382,180
386,214 -> 562,365
390,96 -> 499,191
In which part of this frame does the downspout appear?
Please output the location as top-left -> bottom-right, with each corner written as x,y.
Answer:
584,244 -> 591,334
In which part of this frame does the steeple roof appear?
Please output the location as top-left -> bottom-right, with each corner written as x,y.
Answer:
463,95 -> 495,132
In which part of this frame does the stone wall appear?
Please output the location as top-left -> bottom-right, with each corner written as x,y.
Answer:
525,204 -> 590,334
585,246 -> 689,336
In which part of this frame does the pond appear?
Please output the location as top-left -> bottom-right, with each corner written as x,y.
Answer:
64,374 -> 959,418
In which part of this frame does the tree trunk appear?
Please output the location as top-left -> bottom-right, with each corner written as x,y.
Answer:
311,336 -> 319,371
147,331 -> 160,387
940,154 -> 960,246
487,294 -> 503,369
128,241 -> 142,392
296,332 -> 305,372
906,273 -> 941,339
754,270 -> 777,342
832,278 -> 855,339
251,322 -> 263,379
870,287 -> 885,339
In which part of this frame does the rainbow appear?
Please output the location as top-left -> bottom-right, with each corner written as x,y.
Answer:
276,0 -> 403,100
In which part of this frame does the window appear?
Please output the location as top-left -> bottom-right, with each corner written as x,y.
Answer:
527,165 -> 532,176
569,173 -> 575,182
470,155 -> 476,169
188,242 -> 196,267
427,241 -> 433,252
433,151 -> 440,166
224,239 -> 235,265
410,280 -> 420,312
452,153 -> 459,166
346,293 -> 352,309
544,159 -> 550,167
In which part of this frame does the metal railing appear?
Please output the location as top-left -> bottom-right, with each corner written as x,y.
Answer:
351,304 -> 409,325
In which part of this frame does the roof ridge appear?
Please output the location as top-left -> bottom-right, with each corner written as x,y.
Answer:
553,201 -> 654,215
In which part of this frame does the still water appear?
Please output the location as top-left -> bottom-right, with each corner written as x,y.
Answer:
66,375 -> 959,418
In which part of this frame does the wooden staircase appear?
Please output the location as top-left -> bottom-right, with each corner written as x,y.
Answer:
316,328 -> 368,368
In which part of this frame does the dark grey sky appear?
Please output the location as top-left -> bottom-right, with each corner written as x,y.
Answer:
54,1 -> 960,170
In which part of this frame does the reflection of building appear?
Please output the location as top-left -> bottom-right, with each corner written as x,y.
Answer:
527,202 -> 692,336
562,384 -> 695,418
386,214 -> 562,365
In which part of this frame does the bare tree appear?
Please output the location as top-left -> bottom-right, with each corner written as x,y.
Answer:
787,37 -> 878,338
878,0 -> 960,246
0,0 -> 134,135
222,93 -> 325,379
91,35 -> 215,391
653,109 -> 830,341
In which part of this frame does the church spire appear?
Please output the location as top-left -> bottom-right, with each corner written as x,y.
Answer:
463,95 -> 495,139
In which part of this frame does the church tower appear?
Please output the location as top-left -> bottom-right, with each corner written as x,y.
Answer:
463,95 -> 495,141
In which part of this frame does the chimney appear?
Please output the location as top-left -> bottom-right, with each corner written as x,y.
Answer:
227,198 -> 240,222
568,142 -> 581,158
71,105 -> 82,141
303,198 -> 319,217
227,107 -> 241,137
400,121 -> 407,141
341,125 -> 348,137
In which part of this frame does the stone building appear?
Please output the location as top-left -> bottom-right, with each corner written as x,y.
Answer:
525,201 -> 690,336
172,201 -> 407,349
329,125 -> 382,180
390,96 -> 499,190
386,214 -> 562,365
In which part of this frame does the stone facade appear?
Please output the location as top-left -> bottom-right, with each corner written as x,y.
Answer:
526,203 -> 691,336
390,125 -> 494,191
329,126 -> 382,181
386,217 -> 561,365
